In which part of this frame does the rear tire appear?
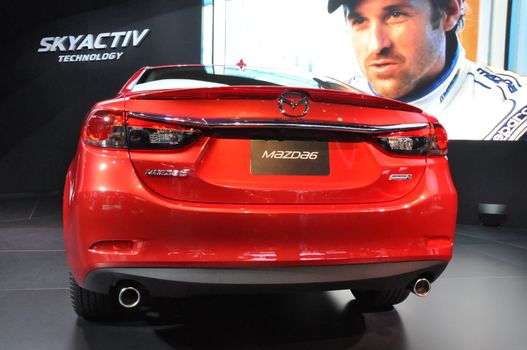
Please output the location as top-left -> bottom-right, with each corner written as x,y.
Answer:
69,273 -> 119,320
351,288 -> 410,308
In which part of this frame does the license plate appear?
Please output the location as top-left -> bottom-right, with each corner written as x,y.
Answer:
250,140 -> 329,175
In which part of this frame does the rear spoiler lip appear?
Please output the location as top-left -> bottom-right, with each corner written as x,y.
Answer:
128,112 -> 429,135
125,86 -> 422,113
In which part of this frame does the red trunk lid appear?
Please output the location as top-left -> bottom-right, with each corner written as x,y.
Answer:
125,87 -> 429,204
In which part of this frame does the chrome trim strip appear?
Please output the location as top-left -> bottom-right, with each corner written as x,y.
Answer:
128,112 -> 428,134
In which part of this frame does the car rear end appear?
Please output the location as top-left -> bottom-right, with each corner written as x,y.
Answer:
64,65 -> 457,316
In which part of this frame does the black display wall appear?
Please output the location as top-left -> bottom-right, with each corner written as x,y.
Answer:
0,0 -> 202,194
448,141 -> 527,228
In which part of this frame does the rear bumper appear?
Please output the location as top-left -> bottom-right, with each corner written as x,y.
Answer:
64,146 -> 457,290
84,260 -> 448,297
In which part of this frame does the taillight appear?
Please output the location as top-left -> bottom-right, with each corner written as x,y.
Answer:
373,123 -> 448,156
82,111 -> 202,149
428,123 -> 448,155
83,110 -> 126,148
126,117 -> 202,149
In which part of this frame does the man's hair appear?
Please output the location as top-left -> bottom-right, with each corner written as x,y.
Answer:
430,0 -> 465,32
342,0 -> 466,33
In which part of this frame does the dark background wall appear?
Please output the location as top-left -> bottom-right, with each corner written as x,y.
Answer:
0,1 -> 526,228
0,0 -> 202,194
448,141 -> 527,228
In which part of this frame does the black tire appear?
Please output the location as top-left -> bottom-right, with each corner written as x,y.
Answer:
69,273 -> 119,320
351,288 -> 410,308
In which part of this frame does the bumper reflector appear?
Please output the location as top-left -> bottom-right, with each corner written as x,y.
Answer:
89,240 -> 142,255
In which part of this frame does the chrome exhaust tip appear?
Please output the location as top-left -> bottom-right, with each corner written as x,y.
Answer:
412,278 -> 431,297
118,286 -> 141,308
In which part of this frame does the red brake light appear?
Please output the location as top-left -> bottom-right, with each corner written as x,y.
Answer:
83,110 -> 126,148
429,123 -> 448,156
373,123 -> 448,156
82,111 -> 202,149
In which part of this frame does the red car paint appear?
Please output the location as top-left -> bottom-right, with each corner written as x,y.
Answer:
64,65 -> 457,304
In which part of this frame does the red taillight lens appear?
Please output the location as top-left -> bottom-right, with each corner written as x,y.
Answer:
428,123 -> 448,156
83,110 -> 126,148
82,111 -> 202,149
127,117 -> 202,149
373,123 -> 448,156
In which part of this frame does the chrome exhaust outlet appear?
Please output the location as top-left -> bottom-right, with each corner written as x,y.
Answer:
118,286 -> 141,308
412,278 -> 431,297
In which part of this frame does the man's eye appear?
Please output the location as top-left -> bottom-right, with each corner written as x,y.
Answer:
389,11 -> 405,19
349,17 -> 366,26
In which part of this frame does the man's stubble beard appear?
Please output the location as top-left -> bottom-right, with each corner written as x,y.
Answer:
363,28 -> 446,100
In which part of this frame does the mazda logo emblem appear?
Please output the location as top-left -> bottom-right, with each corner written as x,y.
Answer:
278,91 -> 310,118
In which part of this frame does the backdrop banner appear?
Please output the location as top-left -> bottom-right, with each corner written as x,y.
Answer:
0,0 -> 202,193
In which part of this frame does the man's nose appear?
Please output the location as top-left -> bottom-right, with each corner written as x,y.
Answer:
367,21 -> 391,54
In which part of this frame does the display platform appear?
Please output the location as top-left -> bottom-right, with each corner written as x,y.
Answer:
1,194 -> 526,349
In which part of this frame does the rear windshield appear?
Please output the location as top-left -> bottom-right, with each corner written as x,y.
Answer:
132,65 -> 357,92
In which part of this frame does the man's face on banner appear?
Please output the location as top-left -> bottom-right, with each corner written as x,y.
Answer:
346,0 -> 447,99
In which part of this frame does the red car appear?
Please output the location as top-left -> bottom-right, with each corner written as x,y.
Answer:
64,65 -> 457,320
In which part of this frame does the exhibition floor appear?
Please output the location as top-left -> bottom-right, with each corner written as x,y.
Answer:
1,194 -> 527,350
